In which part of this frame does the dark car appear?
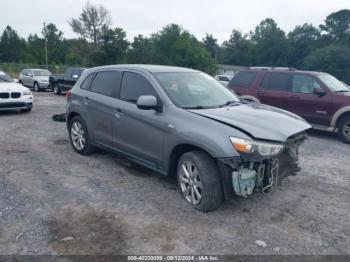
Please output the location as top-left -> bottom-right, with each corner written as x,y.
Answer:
49,67 -> 85,95
66,65 -> 311,212
228,67 -> 350,144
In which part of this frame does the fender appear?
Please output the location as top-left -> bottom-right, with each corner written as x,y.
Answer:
330,106 -> 350,127
240,95 -> 260,103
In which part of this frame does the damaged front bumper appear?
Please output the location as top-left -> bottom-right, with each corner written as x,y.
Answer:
217,133 -> 306,198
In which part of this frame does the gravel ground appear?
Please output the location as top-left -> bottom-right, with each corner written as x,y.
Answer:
0,92 -> 349,255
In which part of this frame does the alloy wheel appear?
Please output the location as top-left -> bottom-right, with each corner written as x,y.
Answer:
71,121 -> 86,151
179,161 -> 203,205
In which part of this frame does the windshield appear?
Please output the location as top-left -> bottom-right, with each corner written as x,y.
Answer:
155,72 -> 240,109
318,74 -> 349,92
0,71 -> 13,82
33,70 -> 51,77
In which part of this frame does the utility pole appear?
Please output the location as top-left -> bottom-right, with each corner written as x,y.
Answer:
43,22 -> 48,69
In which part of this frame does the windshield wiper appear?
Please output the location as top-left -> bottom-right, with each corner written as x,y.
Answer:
182,106 -> 212,110
218,100 -> 240,108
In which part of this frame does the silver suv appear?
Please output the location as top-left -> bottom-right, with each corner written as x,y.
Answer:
19,69 -> 51,92
66,65 -> 311,212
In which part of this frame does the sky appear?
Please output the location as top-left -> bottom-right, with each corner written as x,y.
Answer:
0,0 -> 349,44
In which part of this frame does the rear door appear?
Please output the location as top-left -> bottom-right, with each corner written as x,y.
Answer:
113,71 -> 167,166
257,73 -> 293,112
86,70 -> 122,146
289,74 -> 334,126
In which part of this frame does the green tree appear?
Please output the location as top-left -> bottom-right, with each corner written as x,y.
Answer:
288,23 -> 321,67
69,1 -> 111,45
221,30 -> 254,66
42,23 -> 68,64
320,9 -> 350,44
127,35 -> 154,64
0,26 -> 26,62
151,24 -> 216,73
304,45 -> 350,83
202,34 -> 219,61
251,18 -> 290,66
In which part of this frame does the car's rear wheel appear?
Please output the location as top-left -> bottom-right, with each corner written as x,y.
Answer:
69,116 -> 94,155
34,82 -> 40,92
338,115 -> 350,144
20,108 -> 32,113
177,151 -> 224,212
53,84 -> 61,95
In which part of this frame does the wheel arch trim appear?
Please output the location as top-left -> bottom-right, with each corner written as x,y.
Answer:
331,106 -> 350,127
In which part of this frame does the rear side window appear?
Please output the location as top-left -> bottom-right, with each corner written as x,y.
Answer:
229,71 -> 257,88
262,73 -> 292,92
90,71 -> 122,97
120,72 -> 157,103
80,73 -> 95,90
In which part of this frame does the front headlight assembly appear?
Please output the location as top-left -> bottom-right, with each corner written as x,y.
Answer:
23,90 -> 32,96
230,137 -> 284,157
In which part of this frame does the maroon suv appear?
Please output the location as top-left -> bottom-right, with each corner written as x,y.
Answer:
228,67 -> 350,143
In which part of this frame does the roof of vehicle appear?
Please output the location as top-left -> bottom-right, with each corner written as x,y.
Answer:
242,67 -> 326,75
90,64 -> 199,74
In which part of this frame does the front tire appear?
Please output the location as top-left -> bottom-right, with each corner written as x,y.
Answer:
69,116 -> 94,155
177,151 -> 224,212
337,116 -> 350,144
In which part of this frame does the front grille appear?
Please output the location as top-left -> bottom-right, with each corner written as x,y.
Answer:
0,102 -> 26,108
11,92 -> 21,98
0,92 -> 10,99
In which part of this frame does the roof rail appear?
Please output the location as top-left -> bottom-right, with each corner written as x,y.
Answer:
249,67 -> 297,71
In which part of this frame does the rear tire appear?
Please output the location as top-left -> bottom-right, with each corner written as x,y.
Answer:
69,115 -> 95,155
53,84 -> 61,95
177,151 -> 224,212
337,116 -> 350,144
21,108 -> 32,113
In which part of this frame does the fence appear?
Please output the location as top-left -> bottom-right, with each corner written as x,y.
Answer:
0,63 -> 80,78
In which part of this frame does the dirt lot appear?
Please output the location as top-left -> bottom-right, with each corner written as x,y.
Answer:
0,92 -> 349,255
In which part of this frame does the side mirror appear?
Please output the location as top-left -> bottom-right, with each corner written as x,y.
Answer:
313,87 -> 326,96
137,95 -> 160,111
27,73 -> 33,77
72,74 -> 79,79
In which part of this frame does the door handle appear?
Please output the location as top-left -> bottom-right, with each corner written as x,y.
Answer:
289,95 -> 300,100
256,91 -> 265,95
114,108 -> 124,118
84,97 -> 91,104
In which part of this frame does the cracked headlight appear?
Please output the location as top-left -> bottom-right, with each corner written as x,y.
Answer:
230,137 -> 284,156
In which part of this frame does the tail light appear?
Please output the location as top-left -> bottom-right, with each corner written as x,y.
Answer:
66,90 -> 72,99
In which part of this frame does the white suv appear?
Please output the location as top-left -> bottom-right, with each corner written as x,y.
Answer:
19,69 -> 51,92
0,70 -> 33,112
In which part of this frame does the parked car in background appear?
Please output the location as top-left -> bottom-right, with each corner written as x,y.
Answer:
66,65 -> 310,211
49,67 -> 85,95
215,74 -> 233,87
228,67 -> 350,144
0,70 -> 33,112
19,69 -> 51,92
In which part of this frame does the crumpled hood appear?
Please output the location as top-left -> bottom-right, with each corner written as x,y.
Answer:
189,103 -> 312,142
0,82 -> 29,92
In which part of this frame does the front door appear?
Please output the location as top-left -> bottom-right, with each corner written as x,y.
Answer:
288,74 -> 334,126
113,71 -> 167,166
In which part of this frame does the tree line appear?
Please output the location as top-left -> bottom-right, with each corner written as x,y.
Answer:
0,2 -> 349,82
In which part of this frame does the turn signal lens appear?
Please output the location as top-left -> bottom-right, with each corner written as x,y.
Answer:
230,138 -> 253,153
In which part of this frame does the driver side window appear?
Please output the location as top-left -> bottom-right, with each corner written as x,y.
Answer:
292,75 -> 320,94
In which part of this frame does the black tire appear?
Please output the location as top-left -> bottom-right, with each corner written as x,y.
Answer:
21,108 -> 32,113
34,82 -> 40,92
53,84 -> 61,95
337,115 -> 350,144
69,115 -> 95,155
177,151 -> 224,212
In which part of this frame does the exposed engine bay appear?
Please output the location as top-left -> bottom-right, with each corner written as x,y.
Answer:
218,132 -> 306,198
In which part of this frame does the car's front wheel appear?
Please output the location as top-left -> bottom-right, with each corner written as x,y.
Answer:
177,151 -> 224,212
69,116 -> 94,155
338,115 -> 350,144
